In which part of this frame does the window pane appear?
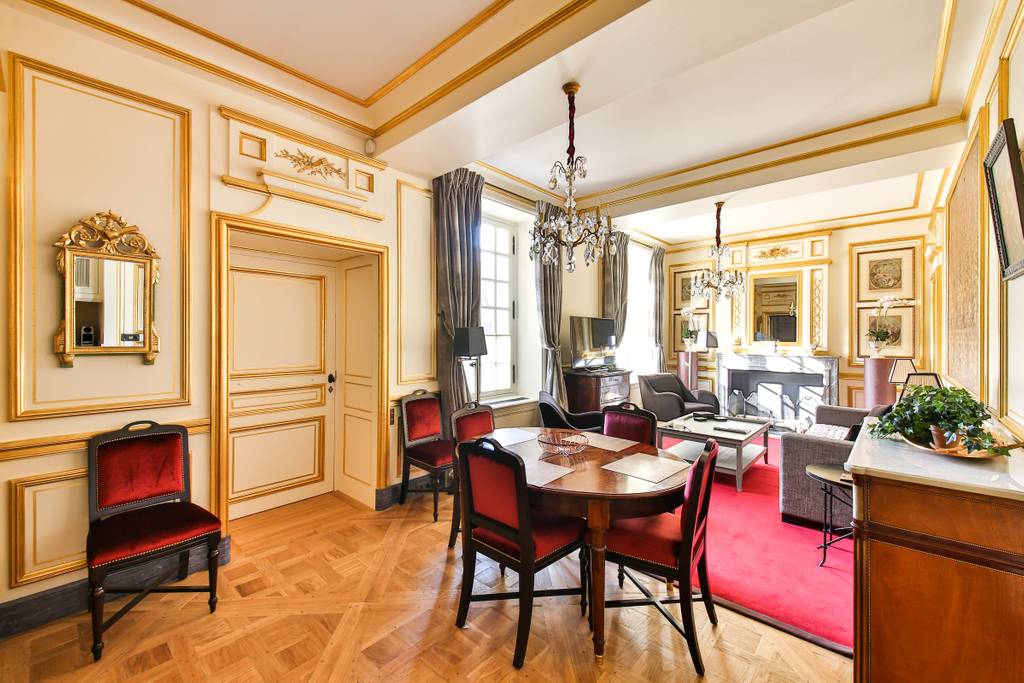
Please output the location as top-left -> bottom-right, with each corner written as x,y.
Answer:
495,312 -> 510,335
496,282 -> 510,307
495,228 -> 511,254
481,280 -> 495,308
495,254 -> 509,281
481,251 -> 495,279
480,308 -> 495,335
481,223 -> 495,251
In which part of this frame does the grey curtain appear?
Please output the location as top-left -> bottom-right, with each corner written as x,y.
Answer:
434,168 -> 484,424
602,232 -> 630,344
535,200 -> 568,407
650,246 -> 667,371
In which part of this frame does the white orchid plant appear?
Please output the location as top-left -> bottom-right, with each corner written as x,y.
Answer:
865,296 -> 909,343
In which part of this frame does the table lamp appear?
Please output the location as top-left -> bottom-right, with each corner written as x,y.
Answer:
454,326 -> 488,405
898,371 -> 942,401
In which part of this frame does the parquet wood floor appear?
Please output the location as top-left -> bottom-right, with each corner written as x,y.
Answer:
0,493 -> 853,682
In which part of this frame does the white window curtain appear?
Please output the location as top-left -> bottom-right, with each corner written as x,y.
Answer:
617,241 -> 658,377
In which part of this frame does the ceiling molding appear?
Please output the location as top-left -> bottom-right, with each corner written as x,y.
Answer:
478,1 -> 964,206
960,0 -> 1011,118
642,171 -> 924,247
23,0 -> 375,135
473,160 -> 562,200
120,0 -> 514,108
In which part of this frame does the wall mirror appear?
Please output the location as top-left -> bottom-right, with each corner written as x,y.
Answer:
750,272 -> 802,346
53,211 -> 160,367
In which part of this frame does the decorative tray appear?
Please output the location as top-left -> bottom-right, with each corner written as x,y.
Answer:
898,434 -> 1012,459
537,430 -> 590,456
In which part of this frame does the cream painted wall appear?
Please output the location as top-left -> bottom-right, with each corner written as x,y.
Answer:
0,3 -> 434,601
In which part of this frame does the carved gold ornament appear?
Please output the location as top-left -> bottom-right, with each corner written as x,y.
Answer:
53,211 -> 160,367
274,147 -> 346,182
755,246 -> 798,260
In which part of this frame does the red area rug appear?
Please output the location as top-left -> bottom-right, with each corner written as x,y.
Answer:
666,436 -> 854,652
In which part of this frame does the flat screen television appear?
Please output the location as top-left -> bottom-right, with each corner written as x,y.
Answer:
570,316 -> 617,368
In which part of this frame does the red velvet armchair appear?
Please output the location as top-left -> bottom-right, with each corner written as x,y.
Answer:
455,437 -> 588,669
398,390 -> 456,521
448,402 -> 495,548
86,420 -> 221,662
604,440 -> 719,675
602,402 -> 658,445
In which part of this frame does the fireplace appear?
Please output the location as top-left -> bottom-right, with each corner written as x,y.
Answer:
717,353 -> 839,423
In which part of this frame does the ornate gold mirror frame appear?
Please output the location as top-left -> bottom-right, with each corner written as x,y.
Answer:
53,211 -> 160,367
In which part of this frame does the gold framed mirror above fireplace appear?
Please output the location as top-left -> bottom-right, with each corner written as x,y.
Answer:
52,211 -> 160,367
749,270 -> 803,347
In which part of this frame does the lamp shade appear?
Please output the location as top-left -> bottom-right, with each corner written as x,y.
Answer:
454,326 -> 487,357
899,371 -> 943,401
695,330 -> 718,349
888,357 -> 917,384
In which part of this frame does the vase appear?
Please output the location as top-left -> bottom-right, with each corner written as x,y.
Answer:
867,340 -> 884,357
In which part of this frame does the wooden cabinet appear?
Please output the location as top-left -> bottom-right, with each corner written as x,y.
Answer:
853,475 -> 1024,681
563,369 -> 630,413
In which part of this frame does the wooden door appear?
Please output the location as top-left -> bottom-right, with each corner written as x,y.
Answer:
227,251 -> 337,519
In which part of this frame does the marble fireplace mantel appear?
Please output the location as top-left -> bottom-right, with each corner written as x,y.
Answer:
716,352 -> 839,415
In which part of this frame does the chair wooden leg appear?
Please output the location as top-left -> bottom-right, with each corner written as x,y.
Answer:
499,563 -> 506,578
579,549 -> 588,616
455,545 -> 476,628
448,485 -> 461,549
432,472 -> 440,522
177,549 -> 190,580
89,570 -> 106,662
697,554 -> 717,626
207,536 -> 220,613
679,582 -> 705,676
617,563 -> 625,588
512,569 -> 535,669
399,456 -> 411,505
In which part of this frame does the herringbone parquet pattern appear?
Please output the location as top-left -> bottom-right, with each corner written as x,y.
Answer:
0,493 -> 853,682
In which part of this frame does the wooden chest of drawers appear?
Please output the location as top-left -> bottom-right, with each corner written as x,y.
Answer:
563,369 -> 631,413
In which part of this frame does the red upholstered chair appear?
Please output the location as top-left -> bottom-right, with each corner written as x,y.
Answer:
604,440 -> 719,676
447,402 -> 495,548
602,402 -> 658,446
86,420 -> 221,662
399,390 -> 456,522
455,438 -> 588,669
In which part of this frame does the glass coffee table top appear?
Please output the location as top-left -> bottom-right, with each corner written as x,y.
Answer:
659,414 -> 769,443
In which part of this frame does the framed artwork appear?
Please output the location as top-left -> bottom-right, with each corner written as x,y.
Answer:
856,305 -> 916,359
856,246 -> 916,301
671,312 -> 710,353
983,118 -> 1024,280
672,270 -> 708,310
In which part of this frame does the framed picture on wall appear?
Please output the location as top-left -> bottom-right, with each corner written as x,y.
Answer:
856,246 -> 916,301
983,118 -> 1024,280
855,305 -> 916,359
671,312 -> 710,353
672,270 -> 708,310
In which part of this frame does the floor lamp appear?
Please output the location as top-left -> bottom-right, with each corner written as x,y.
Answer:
454,326 -> 488,406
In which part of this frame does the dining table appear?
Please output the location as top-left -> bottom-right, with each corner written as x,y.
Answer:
480,426 -> 697,660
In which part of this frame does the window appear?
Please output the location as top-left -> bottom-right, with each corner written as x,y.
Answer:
479,218 -> 517,396
617,241 -> 659,377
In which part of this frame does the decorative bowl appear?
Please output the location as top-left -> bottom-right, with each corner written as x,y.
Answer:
898,433 -> 1007,459
537,429 -> 589,456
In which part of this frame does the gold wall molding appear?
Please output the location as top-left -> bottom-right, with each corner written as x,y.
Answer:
354,170 -> 375,194
9,467 -> 89,587
755,246 -> 799,260
227,416 -> 325,502
218,106 -> 385,169
229,384 -> 326,417
220,175 -> 385,222
396,180 -> 438,385
274,147 -> 345,182
961,0 -> 1011,118
8,54 -> 191,420
474,161 -> 562,201
212,213 -> 390,529
0,419 -> 211,462
811,268 -> 825,349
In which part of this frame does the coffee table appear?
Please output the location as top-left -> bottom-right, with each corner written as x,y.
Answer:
657,414 -> 769,492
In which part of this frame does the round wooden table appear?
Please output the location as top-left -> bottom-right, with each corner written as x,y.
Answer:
485,427 -> 696,659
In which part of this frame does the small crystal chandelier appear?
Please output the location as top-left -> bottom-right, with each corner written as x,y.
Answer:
530,81 -> 618,272
692,201 -> 745,301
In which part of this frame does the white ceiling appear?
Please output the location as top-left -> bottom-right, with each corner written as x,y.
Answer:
139,0 -> 494,99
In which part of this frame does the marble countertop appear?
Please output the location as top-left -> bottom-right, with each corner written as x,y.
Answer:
846,418 -> 1024,502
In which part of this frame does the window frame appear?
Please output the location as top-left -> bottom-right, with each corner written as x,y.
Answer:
478,214 -> 518,399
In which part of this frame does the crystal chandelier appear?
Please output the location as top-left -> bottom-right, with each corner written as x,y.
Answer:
530,82 -> 618,272
692,201 -> 745,301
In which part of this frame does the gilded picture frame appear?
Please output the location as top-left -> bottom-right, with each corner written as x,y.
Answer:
856,246 -> 916,301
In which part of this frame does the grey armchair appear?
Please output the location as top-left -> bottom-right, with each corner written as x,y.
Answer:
779,405 -> 869,528
638,373 -> 720,421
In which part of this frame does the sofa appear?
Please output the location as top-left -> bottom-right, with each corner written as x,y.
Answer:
638,373 -> 720,421
779,404 -> 871,528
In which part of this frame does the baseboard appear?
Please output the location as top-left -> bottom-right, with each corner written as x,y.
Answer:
374,473 -> 432,510
0,536 -> 231,641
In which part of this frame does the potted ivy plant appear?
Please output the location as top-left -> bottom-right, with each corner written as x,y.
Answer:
869,384 -> 1010,456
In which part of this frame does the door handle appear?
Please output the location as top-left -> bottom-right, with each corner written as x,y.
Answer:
328,373 -> 336,392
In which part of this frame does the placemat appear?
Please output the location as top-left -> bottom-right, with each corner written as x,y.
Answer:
601,453 -> 690,483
